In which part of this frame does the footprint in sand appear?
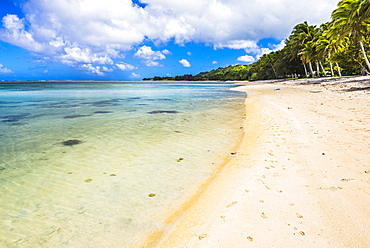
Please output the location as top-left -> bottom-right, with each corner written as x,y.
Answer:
198,234 -> 209,240
227,201 -> 238,208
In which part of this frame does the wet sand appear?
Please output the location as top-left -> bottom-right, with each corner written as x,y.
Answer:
143,76 -> 370,247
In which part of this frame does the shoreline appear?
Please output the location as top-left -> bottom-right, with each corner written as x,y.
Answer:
143,76 -> 370,247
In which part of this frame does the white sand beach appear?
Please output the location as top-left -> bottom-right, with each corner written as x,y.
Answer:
143,76 -> 370,247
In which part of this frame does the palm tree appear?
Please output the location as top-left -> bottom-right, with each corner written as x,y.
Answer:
330,0 -> 370,72
286,21 -> 319,77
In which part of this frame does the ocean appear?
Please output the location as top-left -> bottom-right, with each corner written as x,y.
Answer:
0,81 -> 245,247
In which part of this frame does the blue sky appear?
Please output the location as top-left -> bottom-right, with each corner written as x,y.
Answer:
0,0 -> 338,81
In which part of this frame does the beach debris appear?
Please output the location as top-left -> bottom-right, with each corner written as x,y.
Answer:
287,106 -> 293,109
341,178 -> 355,182
260,212 -> 268,219
177,158 -> 184,162
148,193 -> 156,197
63,114 -> 91,118
247,236 -> 254,242
365,170 -> 370,174
230,152 -> 237,156
148,110 -> 179,114
62,139 -> 82,146
296,213 -> 303,218
274,88 -> 281,91
198,234 -> 209,240
110,174 -> 116,177
84,179 -> 93,183
227,201 -> 238,208
298,231 -> 306,236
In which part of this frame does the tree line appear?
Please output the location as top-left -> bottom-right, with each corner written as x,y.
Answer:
144,0 -> 370,81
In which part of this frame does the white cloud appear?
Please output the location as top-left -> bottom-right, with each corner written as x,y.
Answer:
130,72 -> 141,78
187,52 -> 192,56
0,64 -> 13,73
212,61 -> 218,64
179,59 -> 191,67
134,45 -> 166,67
215,40 -> 258,50
134,45 -> 166,60
116,62 -> 137,71
0,15 -> 45,52
162,49 -> 172,55
143,60 -> 163,67
0,0 -> 337,67
237,55 -> 255,63
80,64 -> 110,76
102,66 -> 113,72
59,46 -> 113,65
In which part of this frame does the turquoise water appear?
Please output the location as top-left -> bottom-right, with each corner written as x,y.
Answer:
0,82 -> 245,247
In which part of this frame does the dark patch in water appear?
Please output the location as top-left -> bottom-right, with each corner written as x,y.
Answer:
63,114 -> 91,119
126,97 -> 141,100
62,139 -> 82,146
158,98 -> 173,101
94,111 -> 113,114
148,110 -> 179,114
1,113 -> 31,123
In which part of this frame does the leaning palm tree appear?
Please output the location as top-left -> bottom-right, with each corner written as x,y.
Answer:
316,23 -> 345,77
330,0 -> 370,72
286,21 -> 319,77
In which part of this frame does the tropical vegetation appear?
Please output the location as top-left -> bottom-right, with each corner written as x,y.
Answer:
144,0 -> 370,81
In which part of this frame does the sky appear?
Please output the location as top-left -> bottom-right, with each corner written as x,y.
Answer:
0,0 -> 339,81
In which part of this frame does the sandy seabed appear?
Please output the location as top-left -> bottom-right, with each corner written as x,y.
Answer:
142,76 -> 370,248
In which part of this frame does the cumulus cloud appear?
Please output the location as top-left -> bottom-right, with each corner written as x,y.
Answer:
0,14 -> 44,52
162,49 -> 172,55
0,0 -> 337,69
58,46 -> 114,65
134,45 -> 166,67
179,59 -> 191,67
80,64 -> 111,76
0,63 -> 13,73
130,72 -> 141,78
116,62 -> 137,71
237,55 -> 255,63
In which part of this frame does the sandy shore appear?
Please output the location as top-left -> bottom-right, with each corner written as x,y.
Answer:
143,76 -> 370,247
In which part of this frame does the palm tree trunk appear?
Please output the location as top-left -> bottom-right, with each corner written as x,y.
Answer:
309,62 -> 315,78
336,62 -> 342,77
270,63 -> 278,78
303,62 -> 308,77
360,40 -> 370,73
316,62 -> 320,77
319,62 -> 327,77
329,62 -> 334,77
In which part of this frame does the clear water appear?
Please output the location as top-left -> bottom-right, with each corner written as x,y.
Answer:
0,82 -> 245,247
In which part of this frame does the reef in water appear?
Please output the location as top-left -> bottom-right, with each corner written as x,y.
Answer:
147,110 -> 179,114
62,139 -> 82,146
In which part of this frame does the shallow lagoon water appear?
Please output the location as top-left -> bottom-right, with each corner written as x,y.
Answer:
0,82 -> 245,247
